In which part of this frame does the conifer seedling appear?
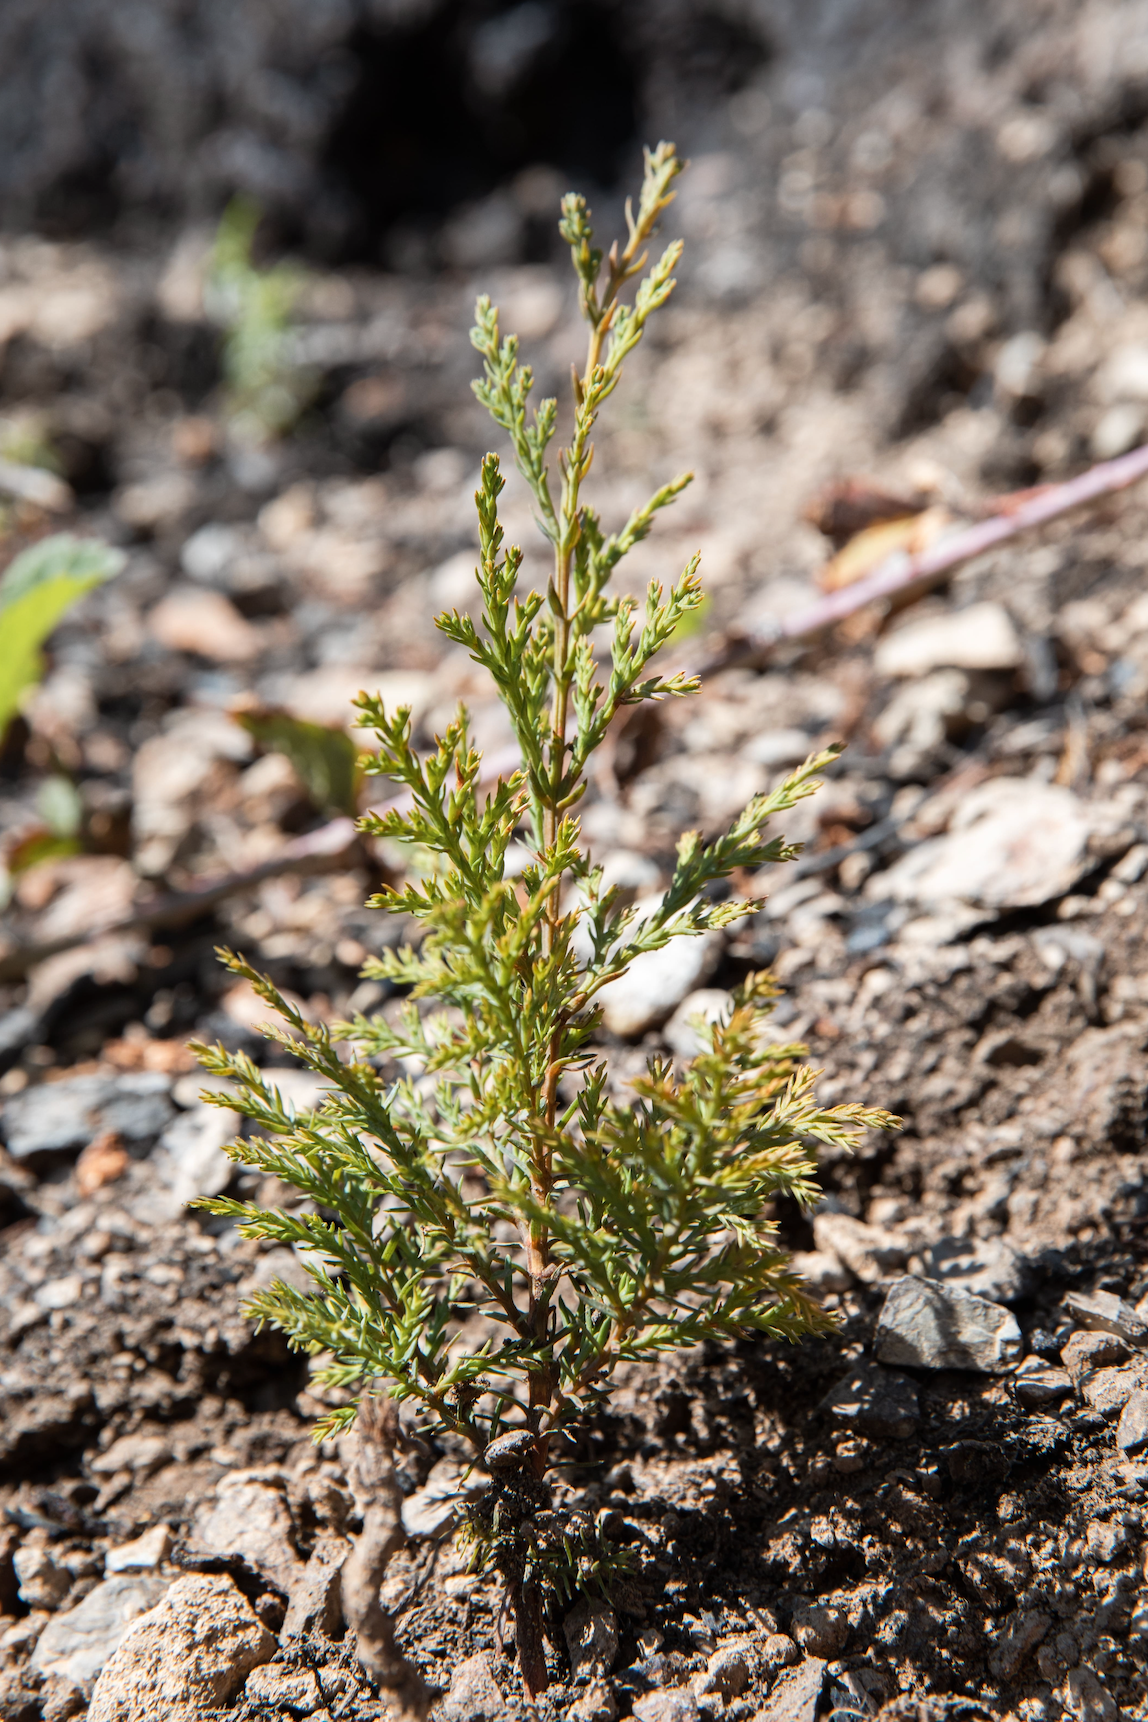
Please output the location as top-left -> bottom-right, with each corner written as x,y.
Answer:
194,143 -> 896,1695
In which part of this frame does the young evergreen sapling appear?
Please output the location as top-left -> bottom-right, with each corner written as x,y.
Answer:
194,143 -> 895,1694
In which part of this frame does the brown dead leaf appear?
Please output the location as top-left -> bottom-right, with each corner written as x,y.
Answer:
75,1130 -> 129,1195
817,505 -> 953,592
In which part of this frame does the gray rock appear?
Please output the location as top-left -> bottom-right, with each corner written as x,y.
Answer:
1086,1520 -> 1127,1564
90,1433 -> 172,1477
922,1234 -> 1032,1303
86,1573 -> 275,1722
105,1527 -> 172,1573
1062,1330 -> 1130,1381
987,1609 -> 1050,1681
874,1275 -> 1022,1372
789,1601 -> 847,1659
753,1657 -> 825,1722
1013,1361 -> 1072,1409
153,1104 -> 238,1207
820,1365 -> 919,1440
242,1664 -> 322,1710
282,1535 -> 348,1639
874,601 -> 1022,677
190,1473 -> 303,1592
664,989 -> 734,1061
564,1598 -> 619,1682
1080,1363 -> 1146,1416
401,1458 -> 487,1539
569,1678 -> 619,1722
759,1634 -> 800,1671
1,1075 -> 115,1158
32,1575 -> 171,1691
695,1640 -> 753,1700
632,1688 -> 700,1722
13,1546 -> 71,1609
1062,1666 -> 1117,1721
441,1651 -> 505,1721
1063,1289 -> 1148,1345
1116,1389 -> 1148,1453
99,1074 -> 175,1143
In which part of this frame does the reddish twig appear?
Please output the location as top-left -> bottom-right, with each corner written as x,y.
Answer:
693,440 -> 1148,675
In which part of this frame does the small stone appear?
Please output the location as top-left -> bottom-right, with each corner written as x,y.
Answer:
1115,1388 -> 1148,1453
13,1546 -> 71,1610
664,989 -> 734,1060
875,601 -> 1023,677
1061,1667 -> 1117,1721
1063,1289 -> 1148,1344
789,1250 -> 851,1295
1013,1361 -> 1072,1409
242,1663 -> 321,1709
282,1534 -> 348,1639
811,1212 -> 908,1284
596,929 -> 722,1038
759,1635 -> 800,1670
753,1657 -> 825,1722
831,1438 -> 870,1474
1062,1331 -> 1130,1381
401,1458 -> 486,1538
988,1609 -> 1051,1681
564,1598 -> 619,1682
105,1527 -> 172,1573
191,1473 -> 303,1592
632,1688 -> 700,1722
90,1434 -> 172,1477
441,1651 -> 505,1722
40,1674 -> 87,1721
819,1365 -> 919,1440
86,1573 -> 275,1722
1080,1363 -> 1146,1416
568,1677 -> 619,1722
1,1074 -> 116,1158
153,1106 -> 239,1208
875,1275 -> 1022,1372
695,1640 -> 753,1700
1086,1520 -> 1127,1564
789,1601 -> 847,1659
31,1575 -> 171,1691
147,586 -> 262,662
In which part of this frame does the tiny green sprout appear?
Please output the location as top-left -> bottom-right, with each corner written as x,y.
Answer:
192,143 -> 897,1695
207,196 -> 313,439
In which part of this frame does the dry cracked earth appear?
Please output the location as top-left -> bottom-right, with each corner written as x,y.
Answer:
4,3 -> 1148,1719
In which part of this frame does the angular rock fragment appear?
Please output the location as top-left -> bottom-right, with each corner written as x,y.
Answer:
564,1598 -> 619,1682
875,1275 -> 1022,1372
632,1688 -> 700,1722
190,1472 -> 303,1592
86,1573 -> 275,1722
811,1212 -> 908,1283
753,1657 -> 826,1722
31,1575 -> 171,1691
988,1608 -> 1050,1681
281,1534 -> 348,1639
1116,1388 -> 1148,1453
441,1651 -> 505,1722
1063,1289 -> 1148,1345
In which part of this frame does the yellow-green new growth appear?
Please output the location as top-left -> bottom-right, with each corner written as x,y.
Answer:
192,142 -> 897,1695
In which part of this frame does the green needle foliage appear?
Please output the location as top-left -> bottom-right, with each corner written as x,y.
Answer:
193,143 -> 895,1690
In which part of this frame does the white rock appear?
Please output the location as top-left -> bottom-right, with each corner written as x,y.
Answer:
875,1275 -> 1022,1373
441,1651 -> 505,1721
31,1575 -> 170,1690
105,1527 -> 172,1573
86,1573 -> 275,1722
597,931 -> 722,1038
90,1434 -> 172,1477
875,602 -> 1022,678
190,1473 -> 303,1591
873,778 -> 1097,912
664,988 -> 734,1060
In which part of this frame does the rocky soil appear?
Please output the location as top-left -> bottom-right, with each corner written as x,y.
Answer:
5,3 -> 1148,1720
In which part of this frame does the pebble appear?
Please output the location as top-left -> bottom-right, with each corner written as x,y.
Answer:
1086,1520 -> 1127,1564
759,1634 -> 800,1670
282,1534 -> 348,1639
86,1574 -> 275,1721
1062,1331 -> 1129,1381
31,1575 -> 171,1689
596,929 -> 722,1038
1062,1667 -> 1118,1721
874,1275 -> 1022,1372
105,1527 -> 172,1573
987,1609 -> 1051,1681
13,1547 -> 71,1610
191,1473 -> 303,1592
1079,1362 -> 1146,1416
568,1677 -> 619,1722
874,601 -> 1023,677
152,1105 -> 239,1210
242,1664 -> 322,1709
694,1640 -> 753,1700
90,1433 -> 172,1477
752,1657 -> 825,1722
811,1212 -> 907,1284
147,586 -> 262,662
664,988 -> 734,1060
564,1598 -> 619,1682
820,1365 -> 919,1439
441,1652 -> 505,1722
922,1234 -> 1032,1303
1,1075 -> 116,1158
632,1688 -> 700,1722
401,1457 -> 487,1538
1115,1388 -> 1148,1453
1013,1360 -> 1072,1409
789,1601 -> 847,1659
1063,1289 -> 1148,1345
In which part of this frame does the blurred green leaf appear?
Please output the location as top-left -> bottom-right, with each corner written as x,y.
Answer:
0,535 -> 125,739
37,773 -> 84,838
235,706 -> 361,816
